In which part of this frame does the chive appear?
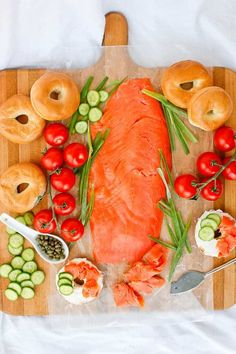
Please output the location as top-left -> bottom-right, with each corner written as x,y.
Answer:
170,111 -> 190,155
177,212 -> 192,253
165,220 -> 178,246
158,203 -> 172,217
84,185 -> 95,226
96,76 -> 109,91
80,76 -> 94,102
173,114 -> 198,143
159,149 -> 174,189
163,105 -> 176,151
68,111 -> 79,134
108,77 -> 127,96
148,236 -> 177,251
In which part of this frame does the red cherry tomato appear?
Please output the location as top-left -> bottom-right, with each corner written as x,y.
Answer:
222,157 -> 236,180
200,178 -> 223,201
41,147 -> 63,171
51,167 -> 76,192
33,209 -> 56,234
197,152 -> 222,177
60,218 -> 84,242
63,143 -> 88,168
53,192 -> 76,216
44,123 -> 69,146
174,174 -> 198,199
214,126 -> 236,152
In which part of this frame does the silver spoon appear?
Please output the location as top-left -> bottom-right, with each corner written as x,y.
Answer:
0,212 -> 69,265
170,257 -> 236,294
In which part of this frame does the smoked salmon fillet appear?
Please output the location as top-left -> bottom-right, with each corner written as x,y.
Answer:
90,78 -> 171,264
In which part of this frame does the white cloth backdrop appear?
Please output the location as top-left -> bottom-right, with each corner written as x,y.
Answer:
0,0 -> 236,353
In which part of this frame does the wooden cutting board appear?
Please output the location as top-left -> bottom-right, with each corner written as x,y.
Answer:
0,13 -> 235,315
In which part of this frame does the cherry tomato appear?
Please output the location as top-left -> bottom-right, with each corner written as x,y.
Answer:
63,143 -> 88,168
41,147 -> 63,171
33,209 -> 56,234
197,152 -> 222,177
51,167 -> 76,192
174,174 -> 198,199
214,126 -> 236,152
60,218 -> 84,242
222,157 -> 236,180
53,192 -> 76,216
200,178 -> 223,201
44,123 -> 69,146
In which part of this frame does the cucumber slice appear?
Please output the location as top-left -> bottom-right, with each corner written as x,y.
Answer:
8,282 -> 22,295
5,288 -> 18,301
87,90 -> 100,107
89,107 -> 102,122
59,284 -> 73,296
21,287 -> 35,299
9,269 -> 22,281
21,280 -> 35,289
199,226 -> 215,241
99,90 -> 108,102
31,270 -> 45,285
21,248 -> 35,262
200,218 -> 218,230
17,272 -> 31,282
58,278 -> 72,287
6,226 -> 16,235
8,244 -> 23,256
11,256 -> 25,269
22,261 -> 37,274
78,103 -> 90,116
15,216 -> 26,225
207,213 -> 221,226
24,211 -> 34,226
75,121 -> 88,134
0,264 -> 12,278
9,234 -> 24,248
59,272 -> 74,281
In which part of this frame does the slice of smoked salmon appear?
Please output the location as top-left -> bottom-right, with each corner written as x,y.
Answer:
113,282 -> 144,307
65,261 -> 99,281
82,279 -> 99,298
90,78 -> 171,264
124,261 -> 159,282
129,275 -> 165,294
143,244 -> 168,272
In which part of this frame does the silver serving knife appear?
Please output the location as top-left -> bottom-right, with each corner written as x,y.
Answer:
170,257 -> 236,294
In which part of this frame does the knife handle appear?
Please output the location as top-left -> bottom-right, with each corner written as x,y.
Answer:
205,257 -> 236,277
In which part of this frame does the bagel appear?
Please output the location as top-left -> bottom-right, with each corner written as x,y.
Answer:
0,94 -> 45,144
187,86 -> 233,131
30,72 -> 80,121
161,60 -> 212,108
0,162 -> 47,213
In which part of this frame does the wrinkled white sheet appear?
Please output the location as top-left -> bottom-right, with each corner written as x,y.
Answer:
0,0 -> 236,353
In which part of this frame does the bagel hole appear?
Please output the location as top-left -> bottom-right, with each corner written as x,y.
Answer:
74,278 -> 84,286
207,109 -> 214,115
17,183 -> 29,193
15,114 -> 28,124
180,82 -> 194,90
50,91 -> 60,100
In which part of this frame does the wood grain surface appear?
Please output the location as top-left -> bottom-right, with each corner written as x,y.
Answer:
0,13 -> 235,315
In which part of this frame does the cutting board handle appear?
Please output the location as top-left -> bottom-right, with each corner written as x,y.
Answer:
103,12 -> 128,46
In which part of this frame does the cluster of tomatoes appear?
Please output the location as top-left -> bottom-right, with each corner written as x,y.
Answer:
33,123 -> 89,242
174,126 -> 236,201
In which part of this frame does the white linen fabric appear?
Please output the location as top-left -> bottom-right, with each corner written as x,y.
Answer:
0,0 -> 236,353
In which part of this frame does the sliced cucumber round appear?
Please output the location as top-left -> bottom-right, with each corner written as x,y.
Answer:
9,234 -> 24,248
8,269 -> 22,282
199,226 -> 215,241
75,121 -> 88,134
200,218 -> 218,231
89,107 -> 102,122
11,256 -> 25,269
21,248 -> 35,262
6,226 -> 16,235
21,280 -> 35,289
8,244 -> 23,256
24,211 -> 34,226
15,216 -> 26,225
207,213 -> 221,226
21,287 -> 35,300
99,90 -> 108,102
87,90 -> 100,107
31,270 -> 45,285
17,272 -> 31,283
59,284 -> 73,296
58,278 -> 72,287
78,103 -> 90,116
59,272 -> 74,281
0,264 -> 12,278
8,282 -> 22,295
5,288 -> 18,301
22,261 -> 37,274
